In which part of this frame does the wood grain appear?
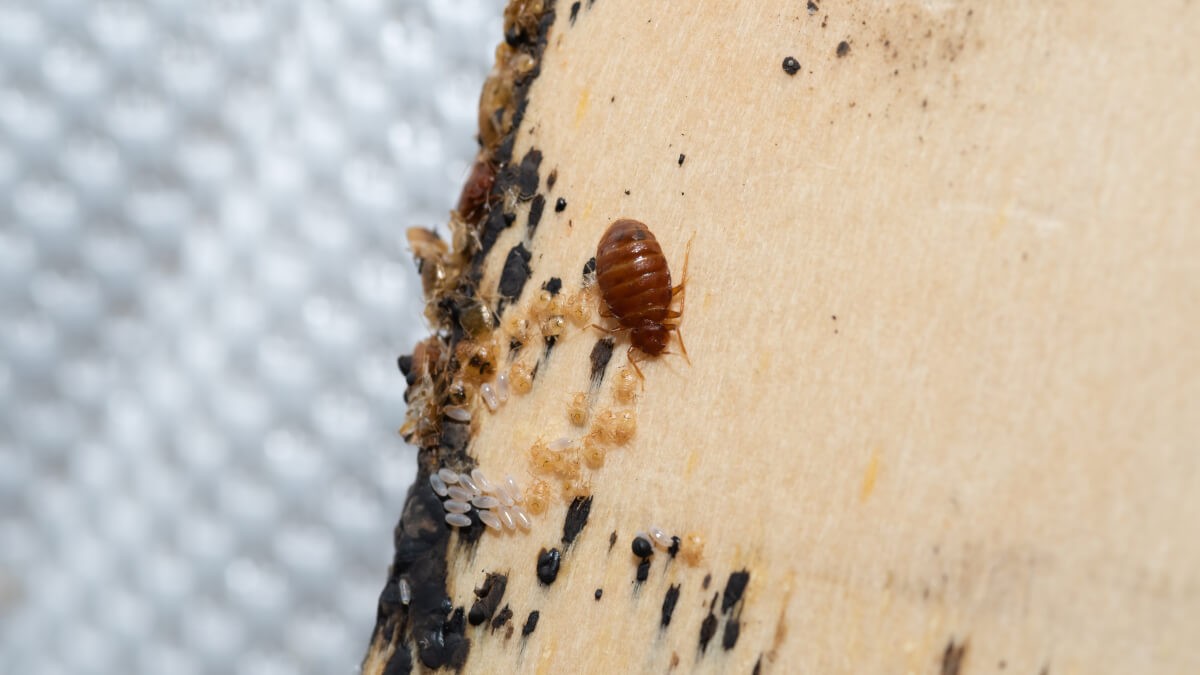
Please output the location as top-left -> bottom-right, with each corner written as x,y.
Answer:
370,1 -> 1200,672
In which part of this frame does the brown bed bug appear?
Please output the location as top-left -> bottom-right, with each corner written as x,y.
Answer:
594,218 -> 691,376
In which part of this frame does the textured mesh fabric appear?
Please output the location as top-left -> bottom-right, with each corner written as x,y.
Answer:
0,1 -> 497,672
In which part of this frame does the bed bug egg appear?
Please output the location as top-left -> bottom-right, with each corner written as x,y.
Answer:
470,468 -> 493,493
567,392 -> 589,427
478,509 -> 503,530
509,361 -> 533,395
458,472 -> 480,494
495,372 -> 510,402
512,505 -> 532,530
437,468 -> 461,485
445,406 -> 471,423
429,472 -> 449,497
445,513 -> 472,528
447,486 -> 474,503
472,495 -> 500,510
505,475 -> 524,503
443,499 -> 472,514
648,526 -> 671,550
496,505 -> 516,530
398,577 -> 412,605
480,383 -> 500,411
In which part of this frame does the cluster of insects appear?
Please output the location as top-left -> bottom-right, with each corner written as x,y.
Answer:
434,218 -> 695,549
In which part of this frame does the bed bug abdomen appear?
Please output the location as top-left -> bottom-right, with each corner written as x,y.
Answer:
594,219 -> 690,366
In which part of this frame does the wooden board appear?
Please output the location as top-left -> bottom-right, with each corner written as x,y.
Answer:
366,1 -> 1200,673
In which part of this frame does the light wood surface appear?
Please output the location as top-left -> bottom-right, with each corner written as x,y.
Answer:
379,1 -> 1200,673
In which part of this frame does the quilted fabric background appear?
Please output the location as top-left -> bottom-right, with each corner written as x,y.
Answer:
0,1 -> 498,672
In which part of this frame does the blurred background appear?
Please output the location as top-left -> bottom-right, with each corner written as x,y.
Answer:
0,1 -> 500,672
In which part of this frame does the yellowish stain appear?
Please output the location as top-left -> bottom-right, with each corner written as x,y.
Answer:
582,201 -> 593,221
684,450 -> 700,479
860,446 -> 881,502
574,88 -> 590,128
534,639 -> 557,675
989,202 -> 1010,239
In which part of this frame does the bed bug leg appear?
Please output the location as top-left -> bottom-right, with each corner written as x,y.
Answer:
626,345 -> 646,382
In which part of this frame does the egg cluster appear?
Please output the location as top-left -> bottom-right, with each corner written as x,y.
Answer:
430,467 -> 532,532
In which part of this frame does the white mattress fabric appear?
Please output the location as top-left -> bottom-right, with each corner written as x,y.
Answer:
0,1 -> 497,672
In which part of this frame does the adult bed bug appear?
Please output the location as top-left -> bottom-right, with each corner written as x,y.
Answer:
594,218 -> 690,376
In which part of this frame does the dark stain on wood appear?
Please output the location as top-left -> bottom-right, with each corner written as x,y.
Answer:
497,243 -> 532,309
721,570 -> 750,613
522,610 -> 540,636
941,638 -> 969,675
561,496 -> 593,547
527,193 -> 546,235
490,604 -> 513,633
661,584 -> 681,627
537,547 -> 562,585
589,337 -> 615,387
467,573 -> 508,626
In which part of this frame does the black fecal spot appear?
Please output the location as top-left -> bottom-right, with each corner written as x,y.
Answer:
661,584 -> 681,627
479,208 -> 516,259
699,611 -> 718,653
397,354 -> 413,377
509,339 -> 523,353
582,256 -> 596,278
722,619 -> 740,650
468,573 -> 508,626
547,168 -> 557,191
668,536 -> 681,558
608,530 -> 617,551
490,605 -> 513,633
562,496 -> 593,547
807,1 -> 819,13
555,197 -> 567,212
521,610 -> 540,636
941,638 -> 969,675
516,148 -> 542,200
702,573 -> 711,590
498,244 -> 532,309
678,153 -> 686,166
782,56 -> 801,75
594,588 -> 603,600
589,338 -> 615,388
753,655 -> 763,675
382,648 -> 411,675
631,536 -> 652,559
527,194 -> 545,235
721,571 -> 750,614
636,559 -> 651,582
624,189 -> 631,195
569,1 -> 581,24
543,333 -> 557,359
542,277 -> 562,296
837,40 -> 851,57
536,548 -> 562,585
418,605 -> 469,670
